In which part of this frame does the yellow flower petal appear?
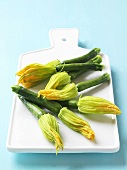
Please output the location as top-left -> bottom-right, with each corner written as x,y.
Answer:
38,114 -> 63,154
58,107 -> 95,140
77,96 -> 121,115
45,71 -> 71,90
38,83 -> 78,101
16,63 -> 57,88
16,63 -> 44,76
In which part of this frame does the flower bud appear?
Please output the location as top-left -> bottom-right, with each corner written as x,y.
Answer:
77,96 -> 121,115
38,113 -> 63,155
58,107 -> 95,140
16,60 -> 60,88
45,71 -> 71,90
38,83 -> 78,101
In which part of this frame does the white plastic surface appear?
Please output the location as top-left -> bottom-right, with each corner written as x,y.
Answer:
6,28 -> 120,153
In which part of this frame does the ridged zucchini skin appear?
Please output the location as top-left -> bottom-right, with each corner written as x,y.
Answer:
61,48 -> 100,64
11,85 -> 62,114
18,95 -> 47,119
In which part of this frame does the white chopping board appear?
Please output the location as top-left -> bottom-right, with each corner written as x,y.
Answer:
6,28 -> 120,153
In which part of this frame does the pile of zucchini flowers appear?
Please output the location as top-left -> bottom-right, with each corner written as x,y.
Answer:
11,48 -> 121,155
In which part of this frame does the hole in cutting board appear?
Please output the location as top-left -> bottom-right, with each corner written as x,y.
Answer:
61,38 -> 67,41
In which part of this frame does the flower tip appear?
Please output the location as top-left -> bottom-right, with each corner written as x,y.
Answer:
15,72 -> 19,76
77,96 -> 122,115
59,107 -> 95,140
90,133 -> 95,141
116,108 -> 122,115
38,114 -> 63,155
55,142 -> 64,155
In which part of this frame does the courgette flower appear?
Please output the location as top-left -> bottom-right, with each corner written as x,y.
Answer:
45,71 -> 71,90
16,60 -> 60,88
38,83 -> 78,101
77,96 -> 121,115
38,113 -> 63,155
58,107 -> 95,140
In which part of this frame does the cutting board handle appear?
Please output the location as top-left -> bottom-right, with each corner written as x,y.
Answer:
49,28 -> 79,48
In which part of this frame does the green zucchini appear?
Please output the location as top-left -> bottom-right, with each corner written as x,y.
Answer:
61,48 -> 100,64
12,73 -> 110,113
19,95 -> 47,119
11,85 -> 62,114
69,55 -> 102,79
56,63 -> 104,72
77,73 -> 110,92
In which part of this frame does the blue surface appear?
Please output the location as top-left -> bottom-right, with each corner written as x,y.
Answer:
0,0 -> 127,169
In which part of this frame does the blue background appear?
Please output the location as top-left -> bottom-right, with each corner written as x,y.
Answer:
0,0 -> 127,169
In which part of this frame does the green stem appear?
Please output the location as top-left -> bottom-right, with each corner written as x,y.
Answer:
59,99 -> 78,109
61,48 -> 100,64
19,95 -> 46,119
56,63 -> 104,72
77,73 -> 110,92
11,85 -> 62,114
69,55 -> 102,79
